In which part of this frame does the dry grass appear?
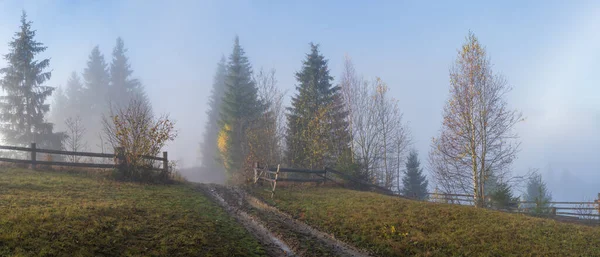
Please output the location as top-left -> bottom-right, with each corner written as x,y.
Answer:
0,168 -> 265,256
253,186 -> 600,256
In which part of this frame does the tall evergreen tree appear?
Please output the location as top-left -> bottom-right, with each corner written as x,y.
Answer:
286,43 -> 350,169
200,56 -> 227,175
401,150 -> 428,199
0,12 -> 63,149
51,86 -> 68,130
82,46 -> 111,150
83,46 -> 110,117
65,72 -> 84,113
109,37 -> 146,109
219,36 -> 262,181
51,72 -> 84,132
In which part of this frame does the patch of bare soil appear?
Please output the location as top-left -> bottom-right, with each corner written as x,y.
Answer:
196,184 -> 294,257
197,184 -> 370,257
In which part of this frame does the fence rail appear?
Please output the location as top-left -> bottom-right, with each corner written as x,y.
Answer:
254,162 -> 401,198
0,143 -> 168,172
428,192 -> 600,221
254,163 -> 330,198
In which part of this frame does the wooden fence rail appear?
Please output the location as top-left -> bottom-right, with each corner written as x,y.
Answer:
428,192 -> 600,220
254,162 -> 600,224
254,163 -> 329,198
0,143 -> 168,173
253,163 -> 401,199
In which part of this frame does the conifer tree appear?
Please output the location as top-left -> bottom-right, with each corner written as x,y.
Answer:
286,43 -> 350,169
109,37 -> 147,109
200,56 -> 227,175
523,172 -> 553,214
401,150 -> 428,199
65,72 -> 84,113
0,12 -> 64,149
219,36 -> 263,181
83,46 -> 110,117
51,72 -> 84,132
51,86 -> 68,131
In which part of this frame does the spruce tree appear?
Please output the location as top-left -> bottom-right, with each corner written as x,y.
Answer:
286,43 -> 350,169
200,56 -> 227,175
523,172 -> 553,214
83,46 -> 110,117
65,72 -> 84,114
401,150 -> 428,199
219,36 -> 262,180
82,46 -> 111,150
109,37 -> 146,109
0,12 -> 63,149
51,86 -> 68,131
51,72 -> 84,132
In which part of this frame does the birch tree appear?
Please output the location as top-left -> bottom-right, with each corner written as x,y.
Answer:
339,56 -> 410,189
247,68 -> 286,168
429,32 -> 523,207
373,79 -> 410,189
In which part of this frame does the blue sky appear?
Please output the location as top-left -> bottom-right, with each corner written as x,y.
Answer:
0,0 -> 599,200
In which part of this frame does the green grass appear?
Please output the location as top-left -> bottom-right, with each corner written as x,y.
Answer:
0,168 -> 265,257
254,186 -> 600,256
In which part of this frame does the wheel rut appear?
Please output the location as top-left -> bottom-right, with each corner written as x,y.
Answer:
196,184 -> 370,257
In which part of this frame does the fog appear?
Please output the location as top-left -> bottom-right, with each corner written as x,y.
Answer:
0,1 -> 599,200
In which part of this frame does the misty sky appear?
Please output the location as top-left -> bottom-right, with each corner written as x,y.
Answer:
0,0 -> 599,201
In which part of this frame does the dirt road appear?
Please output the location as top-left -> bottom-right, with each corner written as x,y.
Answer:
196,184 -> 370,257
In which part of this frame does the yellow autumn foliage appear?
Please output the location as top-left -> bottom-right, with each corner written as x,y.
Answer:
217,124 -> 230,170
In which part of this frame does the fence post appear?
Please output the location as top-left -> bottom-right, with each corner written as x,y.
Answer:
162,152 -> 168,178
323,168 -> 327,184
115,147 -> 125,176
30,143 -> 36,170
271,164 -> 280,199
254,162 -> 258,184
597,193 -> 600,218
551,207 -> 556,216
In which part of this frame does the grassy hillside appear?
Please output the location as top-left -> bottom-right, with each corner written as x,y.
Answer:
254,187 -> 600,256
0,168 -> 265,257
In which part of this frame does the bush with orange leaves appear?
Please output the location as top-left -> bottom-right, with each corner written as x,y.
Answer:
102,98 -> 177,183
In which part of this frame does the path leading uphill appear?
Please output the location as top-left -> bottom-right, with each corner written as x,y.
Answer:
196,183 -> 370,257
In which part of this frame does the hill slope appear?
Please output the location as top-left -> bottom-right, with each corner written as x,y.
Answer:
253,186 -> 600,256
0,168 -> 265,256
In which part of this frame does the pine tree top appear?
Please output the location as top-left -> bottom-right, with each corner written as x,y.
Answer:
290,43 -> 336,116
84,46 -> 109,86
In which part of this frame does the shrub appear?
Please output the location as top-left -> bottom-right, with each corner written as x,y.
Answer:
103,98 -> 177,183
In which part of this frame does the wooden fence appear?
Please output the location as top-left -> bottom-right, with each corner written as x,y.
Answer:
428,192 -> 600,221
254,163 -> 328,198
253,163 -> 400,198
0,143 -> 168,173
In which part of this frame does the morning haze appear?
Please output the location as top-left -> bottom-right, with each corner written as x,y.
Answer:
0,0 -> 599,201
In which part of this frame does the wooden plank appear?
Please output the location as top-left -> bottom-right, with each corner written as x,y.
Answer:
0,145 -> 31,152
514,201 -> 597,205
428,193 -> 474,198
277,178 -> 324,183
141,154 -> 164,161
554,207 -> 599,211
556,212 -> 600,217
268,167 -> 326,174
0,144 -> 163,160
259,177 -> 275,182
549,202 -> 598,205
34,160 -> 115,169
326,168 -> 395,195
0,157 -> 33,164
34,148 -> 115,158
